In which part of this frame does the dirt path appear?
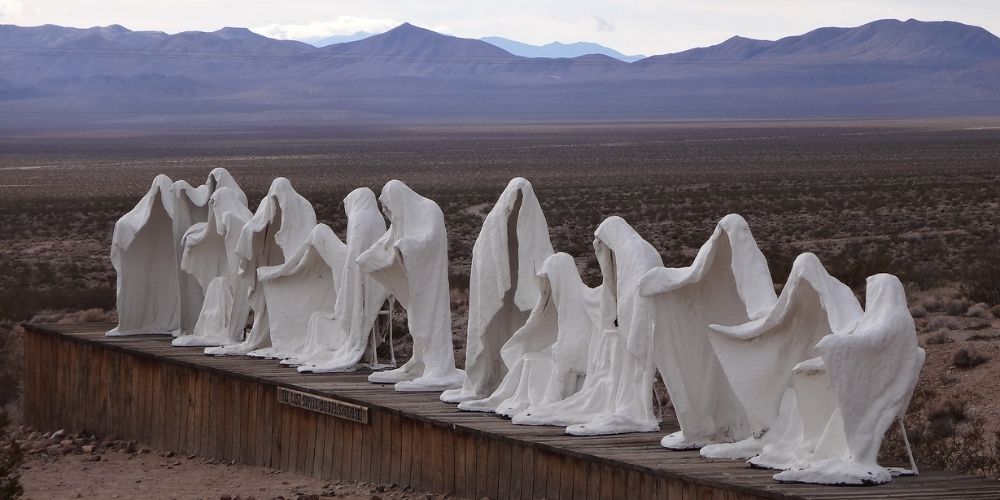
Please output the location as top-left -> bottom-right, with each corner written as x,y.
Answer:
15,429 -> 444,500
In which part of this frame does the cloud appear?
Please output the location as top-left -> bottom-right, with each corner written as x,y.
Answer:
0,0 -> 24,20
592,13 -> 614,32
254,16 -> 400,42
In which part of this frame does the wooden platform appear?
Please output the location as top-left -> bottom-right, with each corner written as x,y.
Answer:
21,323 -> 1000,500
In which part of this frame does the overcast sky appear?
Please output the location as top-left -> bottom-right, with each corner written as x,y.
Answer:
2,0 -> 999,55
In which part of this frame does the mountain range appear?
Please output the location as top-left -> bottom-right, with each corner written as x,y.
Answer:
482,37 -> 644,61
310,31 -> 643,62
1,19 -> 999,129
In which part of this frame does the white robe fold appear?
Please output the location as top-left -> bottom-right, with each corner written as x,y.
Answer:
632,214 -> 777,449
205,177 -> 317,356
359,180 -> 465,392
774,274 -> 925,485
247,224 -> 347,360
291,187 -> 391,372
172,187 -> 254,347
442,178 -> 554,404
513,217 -> 663,435
702,252 -> 863,459
457,252 -> 602,416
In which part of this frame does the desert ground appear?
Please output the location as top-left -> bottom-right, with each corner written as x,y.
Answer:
1,118 -> 999,496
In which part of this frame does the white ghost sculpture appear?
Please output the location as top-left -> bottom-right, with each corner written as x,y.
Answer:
458,252 -> 602,417
246,224 -> 347,360
442,178 -> 554,404
205,177 -> 317,356
359,180 -> 465,392
702,252 -> 863,459
631,214 -> 777,449
290,188 -> 391,372
172,187 -> 254,347
169,169 -> 248,335
513,217 -> 663,436
108,169 -> 245,337
107,175 -> 180,336
773,274 -> 925,485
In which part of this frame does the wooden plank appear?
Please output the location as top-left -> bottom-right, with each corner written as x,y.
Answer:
442,423 -> 456,497
259,384 -> 273,468
360,413 -> 372,483
464,429 -> 478,498
497,440 -> 512,500
429,422 -> 443,494
520,445 -> 535,500
546,451 -> 562,500
476,434 -> 491,500
351,419 -> 364,482
313,411 -> 326,479
400,416 -> 413,488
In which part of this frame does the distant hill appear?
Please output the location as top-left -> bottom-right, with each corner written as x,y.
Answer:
312,31 -> 376,47
480,36 -> 645,62
2,19 -> 999,129
643,19 -> 1000,65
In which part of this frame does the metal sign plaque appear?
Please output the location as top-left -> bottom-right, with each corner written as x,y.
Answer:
277,387 -> 369,424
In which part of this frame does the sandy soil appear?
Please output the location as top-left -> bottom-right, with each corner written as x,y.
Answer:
14,429 -> 445,500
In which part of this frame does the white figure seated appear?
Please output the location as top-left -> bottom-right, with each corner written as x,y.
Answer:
442,178 -> 553,404
245,224 -> 347,360
288,188 -> 391,372
108,169 -> 245,337
358,180 -> 465,392
457,252 -> 602,416
205,177 -> 317,356
702,252 -> 863,459
631,214 -> 777,450
772,274 -> 925,485
513,216 -> 663,436
173,187 -> 254,347
169,168 -> 248,335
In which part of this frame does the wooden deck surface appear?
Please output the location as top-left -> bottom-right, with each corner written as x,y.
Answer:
22,322 -> 1000,500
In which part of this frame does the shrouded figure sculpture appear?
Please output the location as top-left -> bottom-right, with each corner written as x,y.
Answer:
703,252 -> 863,459
513,216 -> 663,436
631,214 -> 777,449
247,224 -> 347,360
107,175 -> 180,336
170,168 -> 248,335
772,274 -> 924,485
108,169 -> 245,337
205,177 -> 317,356
441,178 -> 554,404
291,188 -> 391,372
172,187 -> 254,347
458,252 -> 602,417
359,180 -> 465,392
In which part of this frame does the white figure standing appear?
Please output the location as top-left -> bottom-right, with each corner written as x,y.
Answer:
359,180 -> 465,392
703,252 -> 863,459
291,187 -> 391,372
630,214 -> 777,449
173,187 -> 254,347
442,178 -> 553,404
108,169 -> 245,337
205,177 -> 317,356
514,217 -> 662,435
773,274 -> 925,485
458,252 -> 602,417
248,224 -> 347,360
